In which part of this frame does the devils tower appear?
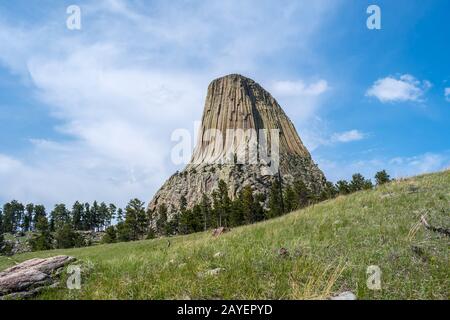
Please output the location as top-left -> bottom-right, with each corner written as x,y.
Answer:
148,74 -> 326,215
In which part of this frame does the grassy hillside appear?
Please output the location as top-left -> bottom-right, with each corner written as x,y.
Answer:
1,170 -> 449,300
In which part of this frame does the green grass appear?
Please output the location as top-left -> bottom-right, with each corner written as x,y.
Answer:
1,170 -> 449,300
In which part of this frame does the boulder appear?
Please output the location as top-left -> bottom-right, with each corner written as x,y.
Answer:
212,227 -> 230,237
0,255 -> 76,299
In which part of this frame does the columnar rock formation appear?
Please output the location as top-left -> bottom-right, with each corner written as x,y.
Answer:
148,74 -> 326,215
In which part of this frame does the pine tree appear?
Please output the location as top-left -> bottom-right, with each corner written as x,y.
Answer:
229,195 -> 244,227
283,185 -> 298,213
125,199 -> 147,240
116,208 -> 124,222
91,201 -> 100,231
319,182 -> 338,201
156,204 -> 169,236
216,180 -> 231,227
336,180 -> 350,195
375,170 -> 391,186
102,226 -> 117,244
33,205 -> 46,231
191,204 -> 204,232
83,203 -> 91,231
178,208 -> 192,235
241,185 -> 256,224
55,223 -> 82,249
51,204 -> 71,231
72,201 -> 84,231
2,201 -> 25,234
108,204 -> 117,227
349,173 -> 366,192
293,180 -> 311,208
200,194 -> 212,231
268,180 -> 283,218
0,209 -> 3,234
98,202 -> 110,231
23,203 -> 34,232
178,196 -> 189,234
29,216 -> 53,251
116,221 -> 131,242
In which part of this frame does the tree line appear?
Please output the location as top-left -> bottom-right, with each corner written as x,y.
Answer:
0,170 -> 391,255
150,170 -> 391,237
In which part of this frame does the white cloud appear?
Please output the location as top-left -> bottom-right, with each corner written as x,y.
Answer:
0,0 -> 337,207
445,88 -> 450,102
366,74 -> 431,103
331,130 -> 366,143
271,80 -> 328,97
268,79 -> 330,122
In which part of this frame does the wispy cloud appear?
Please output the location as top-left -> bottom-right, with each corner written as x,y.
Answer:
331,130 -> 366,143
366,74 -> 431,103
271,80 -> 328,97
445,87 -> 450,102
0,0 -> 337,207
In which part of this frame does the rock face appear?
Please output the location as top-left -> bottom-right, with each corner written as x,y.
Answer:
0,255 -> 75,299
148,74 -> 326,215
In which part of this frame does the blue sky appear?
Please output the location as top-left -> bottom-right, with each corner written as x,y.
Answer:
0,0 -> 449,208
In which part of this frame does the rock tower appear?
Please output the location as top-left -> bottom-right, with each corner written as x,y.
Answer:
148,74 -> 326,214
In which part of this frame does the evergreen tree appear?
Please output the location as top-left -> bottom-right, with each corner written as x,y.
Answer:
363,179 -> 374,190
375,170 -> 391,186
98,202 -> 110,231
125,199 -> 147,240
253,193 -> 266,222
116,208 -> 124,222
108,204 -> 117,227
33,205 -> 46,231
23,203 -> 34,232
156,204 -> 169,236
319,182 -> 338,201
336,180 -> 350,195
90,201 -> 100,231
29,216 -> 53,251
116,221 -> 131,242
241,185 -> 256,224
349,173 -> 366,192
293,180 -> 311,208
229,195 -> 244,227
72,201 -> 84,231
0,209 -> 3,234
214,180 -> 231,227
2,201 -> 25,234
283,185 -> 298,213
55,223 -> 83,249
82,203 -> 92,231
177,196 -> 189,234
50,204 -> 71,231
191,204 -> 204,232
268,180 -> 283,218
102,226 -> 117,244
178,208 -> 192,235
200,194 -> 212,231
